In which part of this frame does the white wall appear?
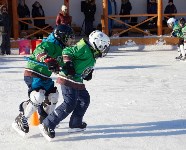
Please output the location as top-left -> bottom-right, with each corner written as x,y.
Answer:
25,0 -> 103,28
25,0 -> 63,27
25,0 -> 186,28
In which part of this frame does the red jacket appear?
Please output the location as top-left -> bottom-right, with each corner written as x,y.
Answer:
56,12 -> 71,26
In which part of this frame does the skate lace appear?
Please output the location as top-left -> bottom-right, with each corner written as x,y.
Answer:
49,128 -> 55,133
21,115 -> 28,127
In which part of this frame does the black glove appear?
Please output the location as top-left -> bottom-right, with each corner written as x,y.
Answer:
171,31 -> 177,37
83,69 -> 94,81
63,61 -> 75,76
44,57 -> 60,73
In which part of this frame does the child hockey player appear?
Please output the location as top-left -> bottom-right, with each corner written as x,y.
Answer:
167,17 -> 185,60
39,30 -> 110,141
178,18 -> 186,61
12,24 -> 74,136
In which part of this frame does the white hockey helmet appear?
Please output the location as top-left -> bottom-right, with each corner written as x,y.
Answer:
167,17 -> 176,28
89,30 -> 110,57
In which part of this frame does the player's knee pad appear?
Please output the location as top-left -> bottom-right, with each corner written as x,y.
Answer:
30,89 -> 46,106
178,39 -> 184,47
48,90 -> 59,105
180,44 -> 185,56
43,89 -> 59,114
184,41 -> 186,50
24,89 -> 45,118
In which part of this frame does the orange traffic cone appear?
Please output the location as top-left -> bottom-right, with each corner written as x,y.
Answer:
30,111 -> 40,126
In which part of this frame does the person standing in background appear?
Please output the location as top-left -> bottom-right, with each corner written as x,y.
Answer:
108,0 -> 117,35
164,0 -> 177,24
83,0 -> 96,36
17,0 -> 31,30
56,5 -> 71,26
119,0 -> 132,28
147,0 -> 157,14
32,1 -> 45,39
0,5 -> 11,55
32,1 -> 45,28
147,0 -> 157,28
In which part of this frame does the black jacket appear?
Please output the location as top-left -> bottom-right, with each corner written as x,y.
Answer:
32,3 -> 45,27
84,3 -> 96,22
164,4 -> 177,14
119,2 -> 132,20
17,4 -> 30,18
0,12 -> 11,33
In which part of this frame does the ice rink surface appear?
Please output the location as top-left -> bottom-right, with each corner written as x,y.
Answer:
0,45 -> 186,150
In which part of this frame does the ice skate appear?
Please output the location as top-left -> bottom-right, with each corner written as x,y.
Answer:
68,122 -> 87,133
175,54 -> 182,60
180,56 -> 186,61
39,123 -> 55,142
12,113 -> 29,137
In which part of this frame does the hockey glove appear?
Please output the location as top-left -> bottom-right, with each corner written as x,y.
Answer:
44,57 -> 60,73
63,61 -> 76,76
83,69 -> 94,81
171,31 -> 177,37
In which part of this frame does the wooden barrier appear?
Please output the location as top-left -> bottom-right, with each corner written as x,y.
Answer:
110,37 -> 179,46
11,36 -> 179,49
111,27 -> 171,36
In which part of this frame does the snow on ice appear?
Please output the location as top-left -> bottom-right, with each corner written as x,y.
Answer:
0,45 -> 186,150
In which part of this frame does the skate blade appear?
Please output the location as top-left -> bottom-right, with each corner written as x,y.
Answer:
176,59 -> 186,61
68,128 -> 86,133
38,124 -> 53,142
12,122 -> 26,137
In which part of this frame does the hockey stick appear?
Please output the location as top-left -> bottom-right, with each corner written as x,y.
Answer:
24,56 -> 48,67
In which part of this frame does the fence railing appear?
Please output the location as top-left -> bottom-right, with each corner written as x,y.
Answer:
17,13 -> 186,38
18,16 -> 56,38
108,13 -> 186,36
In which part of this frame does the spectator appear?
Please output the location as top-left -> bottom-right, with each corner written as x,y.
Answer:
108,0 -> 117,35
119,0 -> 132,27
147,0 -> 157,28
56,5 -> 71,26
147,0 -> 157,14
83,0 -> 96,36
0,5 -> 11,55
17,0 -> 31,30
109,0 -> 117,15
164,0 -> 177,24
32,1 -> 45,39
32,1 -> 45,28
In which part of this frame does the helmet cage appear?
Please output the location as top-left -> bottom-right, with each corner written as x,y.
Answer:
53,29 -> 68,44
93,42 -> 110,57
53,25 -> 75,46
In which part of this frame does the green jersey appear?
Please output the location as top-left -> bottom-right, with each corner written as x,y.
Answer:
173,21 -> 183,38
181,25 -> 186,40
59,39 -> 96,83
25,41 -> 64,78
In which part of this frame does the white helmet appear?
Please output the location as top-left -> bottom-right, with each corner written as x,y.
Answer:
89,30 -> 110,57
167,18 -> 176,28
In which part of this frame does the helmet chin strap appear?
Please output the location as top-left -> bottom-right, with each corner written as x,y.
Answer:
93,42 -> 102,58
